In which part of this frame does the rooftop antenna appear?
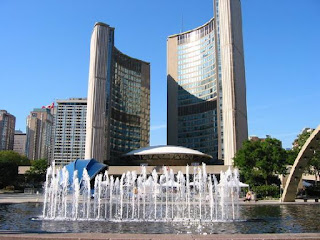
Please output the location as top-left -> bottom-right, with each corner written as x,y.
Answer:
181,13 -> 184,33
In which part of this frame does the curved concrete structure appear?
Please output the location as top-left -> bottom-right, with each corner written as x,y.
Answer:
282,125 -> 320,202
85,23 -> 111,162
85,22 -> 150,164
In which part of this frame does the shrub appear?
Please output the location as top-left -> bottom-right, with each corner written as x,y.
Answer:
0,160 -> 18,188
252,185 -> 280,199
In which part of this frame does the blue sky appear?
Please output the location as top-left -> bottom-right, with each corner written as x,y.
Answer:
0,0 -> 319,149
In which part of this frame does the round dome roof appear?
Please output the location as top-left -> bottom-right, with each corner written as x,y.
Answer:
124,145 -> 212,158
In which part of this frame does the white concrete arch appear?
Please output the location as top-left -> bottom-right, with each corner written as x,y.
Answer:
282,125 -> 320,202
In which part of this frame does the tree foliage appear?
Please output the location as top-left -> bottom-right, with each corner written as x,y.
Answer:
0,150 -> 30,188
0,150 -> 30,166
233,138 -> 287,186
0,160 -> 18,188
25,159 -> 48,186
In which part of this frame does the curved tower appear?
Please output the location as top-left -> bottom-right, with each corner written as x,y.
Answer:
85,23 -> 111,162
86,23 -> 150,164
167,0 -> 248,165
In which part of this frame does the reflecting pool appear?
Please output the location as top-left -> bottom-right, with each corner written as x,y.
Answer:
0,203 -> 320,234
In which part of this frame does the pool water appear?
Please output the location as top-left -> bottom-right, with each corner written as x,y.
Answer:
0,203 -> 319,234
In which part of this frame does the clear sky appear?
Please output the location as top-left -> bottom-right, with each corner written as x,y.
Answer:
0,0 -> 319,149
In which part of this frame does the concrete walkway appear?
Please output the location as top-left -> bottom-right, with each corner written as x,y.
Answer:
0,232 -> 319,240
0,193 -> 43,203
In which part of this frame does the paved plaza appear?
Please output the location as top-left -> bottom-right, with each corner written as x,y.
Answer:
0,193 -> 43,204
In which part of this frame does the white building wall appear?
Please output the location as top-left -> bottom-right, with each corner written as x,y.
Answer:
85,23 -> 110,162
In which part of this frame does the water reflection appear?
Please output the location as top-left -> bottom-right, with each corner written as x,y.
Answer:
0,203 -> 319,234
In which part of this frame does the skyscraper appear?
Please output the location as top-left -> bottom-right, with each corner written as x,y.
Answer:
52,98 -> 87,166
0,110 -> 16,151
167,0 -> 248,165
85,22 -> 150,165
26,108 -> 53,161
13,130 -> 27,156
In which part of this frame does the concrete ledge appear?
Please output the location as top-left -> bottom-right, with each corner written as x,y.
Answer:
0,232 -> 319,240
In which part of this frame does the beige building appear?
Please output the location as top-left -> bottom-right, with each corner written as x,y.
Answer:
52,98 -> 87,166
85,23 -> 150,165
0,110 -> 16,151
167,0 -> 248,166
26,108 -> 53,161
13,130 -> 26,156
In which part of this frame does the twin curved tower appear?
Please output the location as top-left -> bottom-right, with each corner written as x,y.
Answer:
86,0 -> 248,166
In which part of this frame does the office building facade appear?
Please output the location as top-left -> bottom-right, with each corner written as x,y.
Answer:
13,130 -> 27,156
167,0 -> 248,165
26,108 -> 53,161
52,98 -> 87,166
0,110 -> 16,151
85,22 -> 150,165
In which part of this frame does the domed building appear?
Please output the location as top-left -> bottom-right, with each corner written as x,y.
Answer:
121,145 -> 212,166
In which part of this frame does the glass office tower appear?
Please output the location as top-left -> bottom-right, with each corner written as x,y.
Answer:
167,0 -> 248,165
86,23 -> 150,165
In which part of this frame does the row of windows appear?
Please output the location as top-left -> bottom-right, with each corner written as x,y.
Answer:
179,48 -> 214,62
178,40 -> 214,58
178,31 -> 214,49
178,51 -> 214,66
179,83 -> 216,96
56,114 -> 86,118
178,122 -> 216,133
178,113 -> 216,126
110,119 -> 142,130
178,88 -> 214,101
110,128 -> 141,139
178,58 -> 214,72
179,108 -> 216,119
114,60 -> 141,77
57,106 -> 86,109
54,137 -> 85,141
179,92 -> 217,106
178,135 -> 217,148
177,20 -> 214,45
178,63 -> 215,77
178,70 -> 215,83
179,76 -> 215,89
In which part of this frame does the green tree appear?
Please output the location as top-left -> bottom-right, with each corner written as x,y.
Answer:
0,150 -> 30,166
233,138 -> 287,186
286,148 -> 298,165
294,130 -> 312,151
308,153 -> 320,186
0,150 -> 30,188
0,160 -> 18,188
25,159 -> 48,186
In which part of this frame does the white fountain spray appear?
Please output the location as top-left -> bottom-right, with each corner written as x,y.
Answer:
42,164 -> 242,222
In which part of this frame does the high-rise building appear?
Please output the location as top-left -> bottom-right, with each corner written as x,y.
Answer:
52,98 -> 87,166
0,110 -> 16,151
167,0 -> 248,165
26,108 -> 53,161
13,130 -> 27,156
85,22 -> 150,165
